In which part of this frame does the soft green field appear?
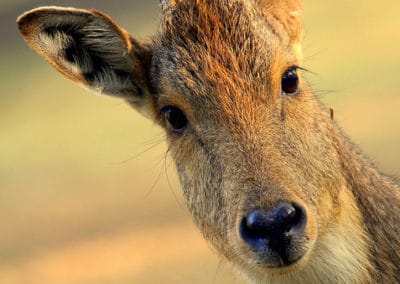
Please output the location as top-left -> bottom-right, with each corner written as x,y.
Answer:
1,1 -> 399,283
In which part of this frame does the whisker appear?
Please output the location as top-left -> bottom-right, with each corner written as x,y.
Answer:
164,147 -> 185,210
302,50 -> 325,63
144,152 -> 168,198
109,135 -> 165,165
213,258 -> 224,284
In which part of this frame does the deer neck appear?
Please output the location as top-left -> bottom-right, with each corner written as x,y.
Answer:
334,128 -> 400,282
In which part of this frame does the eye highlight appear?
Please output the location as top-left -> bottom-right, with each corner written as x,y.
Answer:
281,67 -> 299,96
160,106 -> 188,133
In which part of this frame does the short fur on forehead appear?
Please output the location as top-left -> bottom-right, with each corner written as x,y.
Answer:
160,0 -> 302,44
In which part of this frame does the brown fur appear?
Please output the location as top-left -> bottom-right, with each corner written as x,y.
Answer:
17,1 -> 400,283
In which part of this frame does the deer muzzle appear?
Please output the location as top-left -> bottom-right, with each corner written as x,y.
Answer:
239,202 -> 308,267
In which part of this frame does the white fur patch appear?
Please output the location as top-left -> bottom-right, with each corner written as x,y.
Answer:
289,10 -> 302,17
292,42 -> 303,62
36,31 -> 82,75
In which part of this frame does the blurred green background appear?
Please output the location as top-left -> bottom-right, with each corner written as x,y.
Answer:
1,1 -> 399,283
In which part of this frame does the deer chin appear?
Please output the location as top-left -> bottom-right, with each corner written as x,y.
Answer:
230,238 -> 317,283
238,232 -> 312,269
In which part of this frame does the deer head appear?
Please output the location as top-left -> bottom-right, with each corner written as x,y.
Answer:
18,1 -> 371,282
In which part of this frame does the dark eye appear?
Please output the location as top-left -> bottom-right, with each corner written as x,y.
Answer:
160,106 -> 188,133
281,67 -> 299,95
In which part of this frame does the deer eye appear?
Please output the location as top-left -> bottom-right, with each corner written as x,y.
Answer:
160,106 -> 188,133
281,67 -> 299,95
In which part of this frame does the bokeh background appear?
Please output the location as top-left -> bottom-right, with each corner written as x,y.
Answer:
1,1 -> 399,283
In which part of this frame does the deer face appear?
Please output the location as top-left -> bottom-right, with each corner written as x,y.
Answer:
154,0 -> 324,271
18,0 -> 367,282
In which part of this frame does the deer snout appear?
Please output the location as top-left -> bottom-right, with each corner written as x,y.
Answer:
239,202 -> 307,267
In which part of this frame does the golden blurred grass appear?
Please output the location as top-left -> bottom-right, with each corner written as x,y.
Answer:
1,0 -> 400,283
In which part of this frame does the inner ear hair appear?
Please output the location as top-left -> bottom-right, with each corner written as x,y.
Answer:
17,7 -> 148,100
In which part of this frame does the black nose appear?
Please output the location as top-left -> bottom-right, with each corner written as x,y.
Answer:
239,202 -> 306,265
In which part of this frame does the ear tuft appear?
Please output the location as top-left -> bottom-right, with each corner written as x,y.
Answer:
17,7 -> 150,101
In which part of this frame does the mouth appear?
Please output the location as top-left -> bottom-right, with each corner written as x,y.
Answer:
238,202 -> 308,268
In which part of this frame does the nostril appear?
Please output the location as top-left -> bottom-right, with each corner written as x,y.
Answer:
240,202 -> 307,248
273,203 -> 304,233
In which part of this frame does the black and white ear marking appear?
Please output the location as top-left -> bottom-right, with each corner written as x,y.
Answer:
17,6 -> 150,102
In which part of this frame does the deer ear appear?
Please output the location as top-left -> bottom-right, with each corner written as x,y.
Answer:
17,6 -> 154,115
256,0 -> 303,58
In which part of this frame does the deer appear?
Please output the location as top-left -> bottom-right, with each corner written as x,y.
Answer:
17,0 -> 400,283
